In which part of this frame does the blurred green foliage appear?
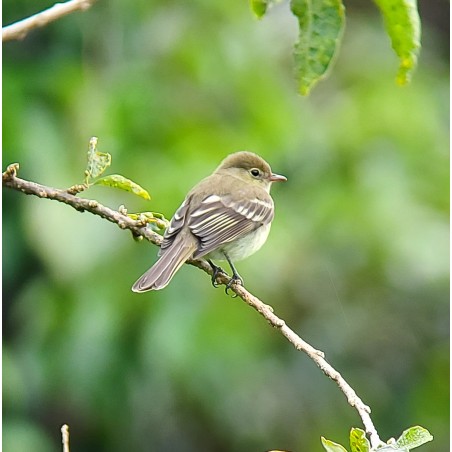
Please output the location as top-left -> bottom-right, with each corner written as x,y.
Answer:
3,1 -> 449,451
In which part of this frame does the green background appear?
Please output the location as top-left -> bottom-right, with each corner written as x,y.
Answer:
3,1 -> 449,451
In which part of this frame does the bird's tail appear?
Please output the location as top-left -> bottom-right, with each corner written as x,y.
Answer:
132,236 -> 196,292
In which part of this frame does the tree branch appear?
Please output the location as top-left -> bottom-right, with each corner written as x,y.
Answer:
3,162 -> 384,449
2,0 -> 98,42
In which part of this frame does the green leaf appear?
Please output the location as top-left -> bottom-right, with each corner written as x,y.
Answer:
85,137 -> 112,184
290,0 -> 345,95
94,174 -> 151,200
349,428 -> 370,452
321,436 -> 348,452
396,426 -> 433,450
373,0 -> 421,85
250,0 -> 268,18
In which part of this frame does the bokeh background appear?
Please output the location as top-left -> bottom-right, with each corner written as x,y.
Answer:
3,1 -> 449,451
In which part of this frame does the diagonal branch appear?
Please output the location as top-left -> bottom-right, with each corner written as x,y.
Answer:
3,162 -> 383,449
2,0 -> 98,42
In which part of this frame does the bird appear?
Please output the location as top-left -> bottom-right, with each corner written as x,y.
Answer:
132,151 -> 286,293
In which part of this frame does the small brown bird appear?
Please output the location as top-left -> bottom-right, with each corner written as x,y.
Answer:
132,151 -> 286,292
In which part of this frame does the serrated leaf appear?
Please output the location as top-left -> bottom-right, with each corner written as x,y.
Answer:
349,428 -> 370,452
290,0 -> 345,95
373,0 -> 421,85
396,426 -> 433,450
321,436 -> 348,452
250,0 -> 268,18
85,137 -> 112,184
94,174 -> 151,200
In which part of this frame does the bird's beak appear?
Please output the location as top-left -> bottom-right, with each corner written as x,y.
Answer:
269,173 -> 287,182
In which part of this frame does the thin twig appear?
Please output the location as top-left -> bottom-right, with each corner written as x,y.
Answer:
61,424 -> 70,452
3,163 -> 384,449
2,0 -> 98,42
2,163 -> 161,243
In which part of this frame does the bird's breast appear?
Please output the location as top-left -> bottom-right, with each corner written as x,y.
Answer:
207,223 -> 271,262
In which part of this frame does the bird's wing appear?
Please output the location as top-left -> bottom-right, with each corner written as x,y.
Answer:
159,197 -> 191,255
188,193 -> 274,258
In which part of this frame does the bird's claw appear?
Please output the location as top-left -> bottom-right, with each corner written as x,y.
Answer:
225,273 -> 243,297
208,259 -> 243,297
210,263 -> 226,288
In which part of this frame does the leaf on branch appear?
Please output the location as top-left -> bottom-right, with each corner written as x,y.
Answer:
373,0 -> 421,85
321,436 -> 348,452
349,428 -> 370,452
94,174 -> 151,200
85,136 -> 112,184
290,0 -> 345,95
395,426 -> 433,450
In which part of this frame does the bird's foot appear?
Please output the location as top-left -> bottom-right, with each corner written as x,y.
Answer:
225,272 -> 243,296
208,260 -> 227,288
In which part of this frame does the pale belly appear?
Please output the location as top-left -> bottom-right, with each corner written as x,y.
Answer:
206,223 -> 271,262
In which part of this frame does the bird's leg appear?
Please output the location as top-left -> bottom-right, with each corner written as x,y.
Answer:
223,252 -> 243,295
207,259 -> 226,288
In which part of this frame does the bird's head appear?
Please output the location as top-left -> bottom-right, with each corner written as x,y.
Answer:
216,151 -> 287,191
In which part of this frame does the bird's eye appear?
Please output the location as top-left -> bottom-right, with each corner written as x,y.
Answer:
250,168 -> 261,177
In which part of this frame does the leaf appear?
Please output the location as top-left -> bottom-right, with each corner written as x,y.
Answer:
321,436 -> 348,452
290,0 -> 345,95
373,0 -> 421,85
396,426 -> 433,450
250,0 -> 268,18
85,137 -> 112,184
349,428 -> 370,452
94,174 -> 151,200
